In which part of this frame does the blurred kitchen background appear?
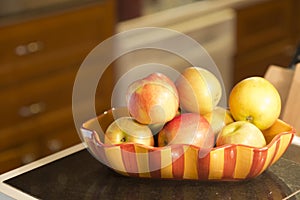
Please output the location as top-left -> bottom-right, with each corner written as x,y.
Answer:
0,0 -> 299,173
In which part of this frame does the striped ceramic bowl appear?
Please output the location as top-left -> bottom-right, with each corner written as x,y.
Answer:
80,108 -> 295,181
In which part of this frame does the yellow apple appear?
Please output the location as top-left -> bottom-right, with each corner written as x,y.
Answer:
216,121 -> 266,148
203,106 -> 234,138
126,72 -> 179,124
229,77 -> 281,130
104,117 -> 154,146
175,67 -> 222,115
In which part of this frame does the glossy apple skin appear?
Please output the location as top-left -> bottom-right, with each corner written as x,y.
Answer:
216,121 -> 266,148
175,67 -> 222,115
158,113 -> 214,148
104,117 -> 154,146
126,73 -> 179,124
229,77 -> 281,130
203,107 -> 234,137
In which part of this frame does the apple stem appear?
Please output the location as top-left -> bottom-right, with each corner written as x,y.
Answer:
246,116 -> 254,123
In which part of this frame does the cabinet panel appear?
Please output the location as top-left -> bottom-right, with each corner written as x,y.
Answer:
0,141 -> 41,174
0,0 -> 115,87
234,0 -> 296,84
42,127 -> 81,156
0,66 -> 77,128
236,0 -> 293,54
294,0 -> 300,42
0,0 -> 116,173
0,106 -> 72,151
234,40 -> 294,83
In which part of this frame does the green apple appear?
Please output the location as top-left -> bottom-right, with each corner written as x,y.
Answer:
216,121 -> 266,148
104,117 -> 154,146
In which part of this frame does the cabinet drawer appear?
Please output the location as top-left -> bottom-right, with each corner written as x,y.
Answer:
0,1 -> 115,87
234,39 -> 293,83
0,128 -> 80,174
236,0 -> 293,54
0,66 -> 77,128
42,127 -> 81,156
0,74 -> 113,152
0,0 -> 116,173
0,105 -> 74,151
0,140 -> 41,174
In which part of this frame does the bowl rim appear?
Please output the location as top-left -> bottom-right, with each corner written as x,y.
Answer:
80,108 -> 296,152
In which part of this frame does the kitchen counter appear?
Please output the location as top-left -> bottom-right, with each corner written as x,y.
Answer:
0,140 -> 299,200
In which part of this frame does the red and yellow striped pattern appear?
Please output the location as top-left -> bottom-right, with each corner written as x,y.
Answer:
81,111 -> 295,181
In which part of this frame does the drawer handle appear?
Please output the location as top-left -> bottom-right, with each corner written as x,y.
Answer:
15,41 -> 44,56
18,102 -> 46,117
21,153 -> 36,164
47,139 -> 63,152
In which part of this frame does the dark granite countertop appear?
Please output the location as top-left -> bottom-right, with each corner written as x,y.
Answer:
282,144 -> 300,164
2,144 -> 299,200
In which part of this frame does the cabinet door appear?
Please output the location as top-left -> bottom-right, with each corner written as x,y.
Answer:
234,40 -> 294,83
235,0 -> 293,54
0,141 -> 41,174
0,66 -> 77,128
42,127 -> 81,156
0,0 -> 116,86
234,0 -> 295,83
294,0 -> 300,43
0,0 -> 116,173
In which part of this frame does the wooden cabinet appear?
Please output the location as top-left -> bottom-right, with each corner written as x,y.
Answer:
0,0 -> 116,173
233,0 -> 298,83
294,0 -> 300,43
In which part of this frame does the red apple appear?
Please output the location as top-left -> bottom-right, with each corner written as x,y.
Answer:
104,117 -> 154,146
126,72 -> 179,124
216,121 -> 266,148
157,113 -> 214,148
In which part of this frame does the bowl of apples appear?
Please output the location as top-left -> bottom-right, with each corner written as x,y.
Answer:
80,67 -> 295,181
